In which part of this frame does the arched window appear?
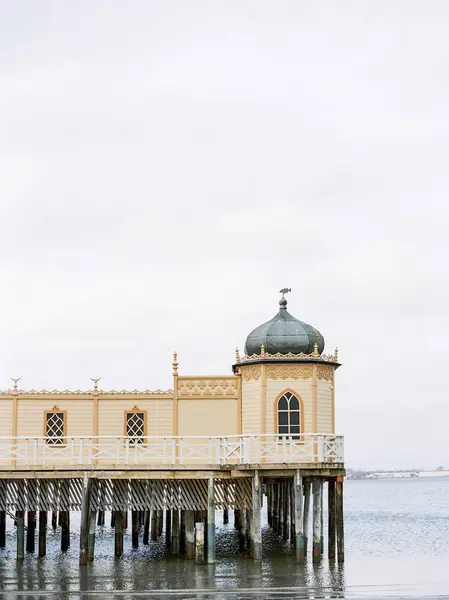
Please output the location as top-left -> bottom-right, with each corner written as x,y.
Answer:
277,391 -> 300,438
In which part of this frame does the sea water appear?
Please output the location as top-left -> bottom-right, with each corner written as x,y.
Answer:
0,477 -> 448,599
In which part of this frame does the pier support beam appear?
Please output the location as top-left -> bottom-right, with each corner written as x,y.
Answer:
0,511 -> 5,548
336,478 -> 344,562
294,471 -> 305,562
51,511 -> 57,530
237,509 -> 246,552
132,511 -> 139,548
165,510 -> 171,544
157,510 -> 163,537
251,471 -> 262,560
88,510 -> 97,562
328,480 -> 336,560
38,511 -> 47,557
195,521 -> 206,564
185,510 -> 195,559
79,475 -> 91,565
114,511 -> 124,558
171,510 -> 179,555
283,481 -> 289,540
16,511 -> 25,561
312,479 -> 322,562
303,480 -> 311,555
61,511 -> 70,552
26,511 -> 36,553
143,511 -> 150,546
207,476 -> 215,564
151,509 -> 157,541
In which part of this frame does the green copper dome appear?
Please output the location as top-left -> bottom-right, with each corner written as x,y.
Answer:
244,293 -> 325,356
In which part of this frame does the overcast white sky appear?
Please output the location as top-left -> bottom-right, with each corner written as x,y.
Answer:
1,1 -> 448,470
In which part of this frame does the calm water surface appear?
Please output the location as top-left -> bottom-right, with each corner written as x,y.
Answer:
0,478 -> 448,599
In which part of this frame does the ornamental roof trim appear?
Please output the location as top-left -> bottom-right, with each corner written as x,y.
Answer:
0,388 -> 174,396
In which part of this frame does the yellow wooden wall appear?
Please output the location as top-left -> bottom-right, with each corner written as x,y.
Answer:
265,378 -> 314,433
177,399 -> 239,436
0,399 -> 13,436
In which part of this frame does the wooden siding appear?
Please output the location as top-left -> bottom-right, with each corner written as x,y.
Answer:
177,399 -> 239,436
317,380 -> 333,433
16,399 -> 94,437
241,380 -> 260,434
98,398 -> 173,437
0,399 -> 13,436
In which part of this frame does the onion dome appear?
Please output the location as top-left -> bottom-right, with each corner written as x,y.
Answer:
244,290 -> 325,356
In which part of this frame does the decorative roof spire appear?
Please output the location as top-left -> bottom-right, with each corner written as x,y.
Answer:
172,351 -> 179,376
11,376 -> 22,395
279,287 -> 291,309
90,377 -> 101,393
235,347 -> 240,363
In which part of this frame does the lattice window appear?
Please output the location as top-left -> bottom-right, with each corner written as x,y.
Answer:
45,408 -> 66,445
277,391 -> 300,439
125,408 -> 146,444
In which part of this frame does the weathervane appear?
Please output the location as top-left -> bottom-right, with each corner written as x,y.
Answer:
279,287 -> 291,298
90,377 -> 101,391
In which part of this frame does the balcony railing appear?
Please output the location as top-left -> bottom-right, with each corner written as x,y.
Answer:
0,434 -> 344,467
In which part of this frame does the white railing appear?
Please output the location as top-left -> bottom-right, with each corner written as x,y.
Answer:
0,434 -> 344,467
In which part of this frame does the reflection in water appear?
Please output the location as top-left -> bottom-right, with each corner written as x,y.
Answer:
0,513 -> 345,600
2,479 -> 449,598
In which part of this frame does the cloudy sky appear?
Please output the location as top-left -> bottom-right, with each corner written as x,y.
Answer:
1,1 -> 448,470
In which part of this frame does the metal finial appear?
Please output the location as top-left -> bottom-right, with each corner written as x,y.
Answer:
260,343 -> 266,357
279,287 -> 291,308
172,351 -> 179,376
334,347 -> 339,362
235,347 -> 241,363
11,376 -> 22,393
90,377 -> 101,391
312,341 -> 319,357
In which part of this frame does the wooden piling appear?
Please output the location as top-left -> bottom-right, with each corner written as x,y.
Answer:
180,510 -> 186,554
110,511 -> 115,528
132,511 -> 139,548
61,512 -> 70,552
312,479 -> 322,562
303,480 -> 311,555
195,521 -> 206,564
290,481 -> 295,543
294,472 -> 305,562
279,483 -> 284,536
223,508 -> 229,525
185,510 -> 195,559
273,483 -> 279,533
97,511 -> 105,526
0,511 -> 5,548
157,510 -> 163,537
143,511 -> 150,545
26,511 -> 36,553
320,482 -> 324,554
171,510 -> 179,555
114,511 -> 124,558
234,508 -> 239,528
237,509 -> 246,552
88,510 -> 97,561
251,471 -> 262,560
79,476 -> 91,565
328,480 -> 336,559
16,511 -> 25,560
282,482 -> 289,540
165,510 -> 171,544
151,509 -> 157,541
51,511 -> 57,530
38,511 -> 47,557
336,479 -> 344,562
207,476 -> 215,564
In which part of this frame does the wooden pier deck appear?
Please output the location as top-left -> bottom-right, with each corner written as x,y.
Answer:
0,433 -> 345,564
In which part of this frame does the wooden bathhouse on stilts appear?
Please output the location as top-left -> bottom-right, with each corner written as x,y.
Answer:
0,290 -> 344,563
